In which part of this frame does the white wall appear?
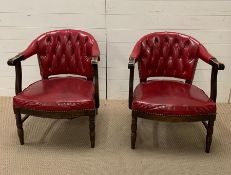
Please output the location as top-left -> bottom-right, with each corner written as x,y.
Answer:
0,0 -> 107,98
106,0 -> 231,102
0,0 -> 230,102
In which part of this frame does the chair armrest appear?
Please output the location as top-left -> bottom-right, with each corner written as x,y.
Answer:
8,40 -> 37,66
91,57 -> 99,108
7,54 -> 24,95
209,57 -> 225,70
128,57 -> 135,109
209,58 -> 225,102
197,44 -> 225,102
7,54 -> 24,66
7,49 -> 36,95
198,44 -> 225,70
91,41 -> 100,59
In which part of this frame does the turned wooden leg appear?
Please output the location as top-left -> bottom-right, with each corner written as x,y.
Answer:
15,113 -> 24,145
89,115 -> 95,148
131,115 -> 137,149
206,119 -> 215,153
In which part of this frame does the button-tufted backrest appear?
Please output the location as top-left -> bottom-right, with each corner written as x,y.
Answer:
131,32 -> 205,81
21,29 -> 100,79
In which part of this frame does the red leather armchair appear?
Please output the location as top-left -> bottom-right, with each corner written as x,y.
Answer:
128,32 -> 225,153
7,29 -> 100,148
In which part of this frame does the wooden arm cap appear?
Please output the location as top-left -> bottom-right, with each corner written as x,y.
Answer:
128,57 -> 135,69
91,57 -> 99,65
210,57 -> 225,70
7,55 -> 24,66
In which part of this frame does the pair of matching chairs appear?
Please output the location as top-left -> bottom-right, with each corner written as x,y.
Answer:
7,29 -> 224,153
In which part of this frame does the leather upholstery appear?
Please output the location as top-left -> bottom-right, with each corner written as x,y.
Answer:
13,77 -> 95,111
20,29 -> 100,79
130,32 -> 213,81
132,80 -> 216,115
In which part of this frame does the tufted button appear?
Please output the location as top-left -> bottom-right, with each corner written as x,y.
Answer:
46,36 -> 51,43
29,30 -> 100,79
164,37 -> 169,43
174,38 -> 179,44
84,36 -> 88,43
137,32 -> 199,81
154,37 -> 159,44
67,34 -> 71,41
57,35 -> 61,42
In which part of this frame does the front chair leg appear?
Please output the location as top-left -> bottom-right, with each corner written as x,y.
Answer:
205,119 -> 215,153
15,113 -> 24,145
131,115 -> 137,149
89,115 -> 95,148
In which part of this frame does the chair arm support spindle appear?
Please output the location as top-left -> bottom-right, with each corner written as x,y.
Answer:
7,54 -> 24,95
15,62 -> 22,95
210,67 -> 218,102
128,57 -> 135,109
92,57 -> 99,108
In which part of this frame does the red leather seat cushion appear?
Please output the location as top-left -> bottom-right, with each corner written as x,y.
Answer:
13,77 -> 95,111
132,80 -> 216,115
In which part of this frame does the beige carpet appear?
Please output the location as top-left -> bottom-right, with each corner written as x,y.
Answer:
0,97 -> 231,175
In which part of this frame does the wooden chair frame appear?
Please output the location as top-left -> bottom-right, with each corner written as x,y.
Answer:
7,54 -> 99,148
128,57 -> 224,153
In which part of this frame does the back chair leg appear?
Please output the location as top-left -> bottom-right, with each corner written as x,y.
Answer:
205,119 -> 215,153
15,113 -> 24,145
89,115 -> 95,148
131,115 -> 137,149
